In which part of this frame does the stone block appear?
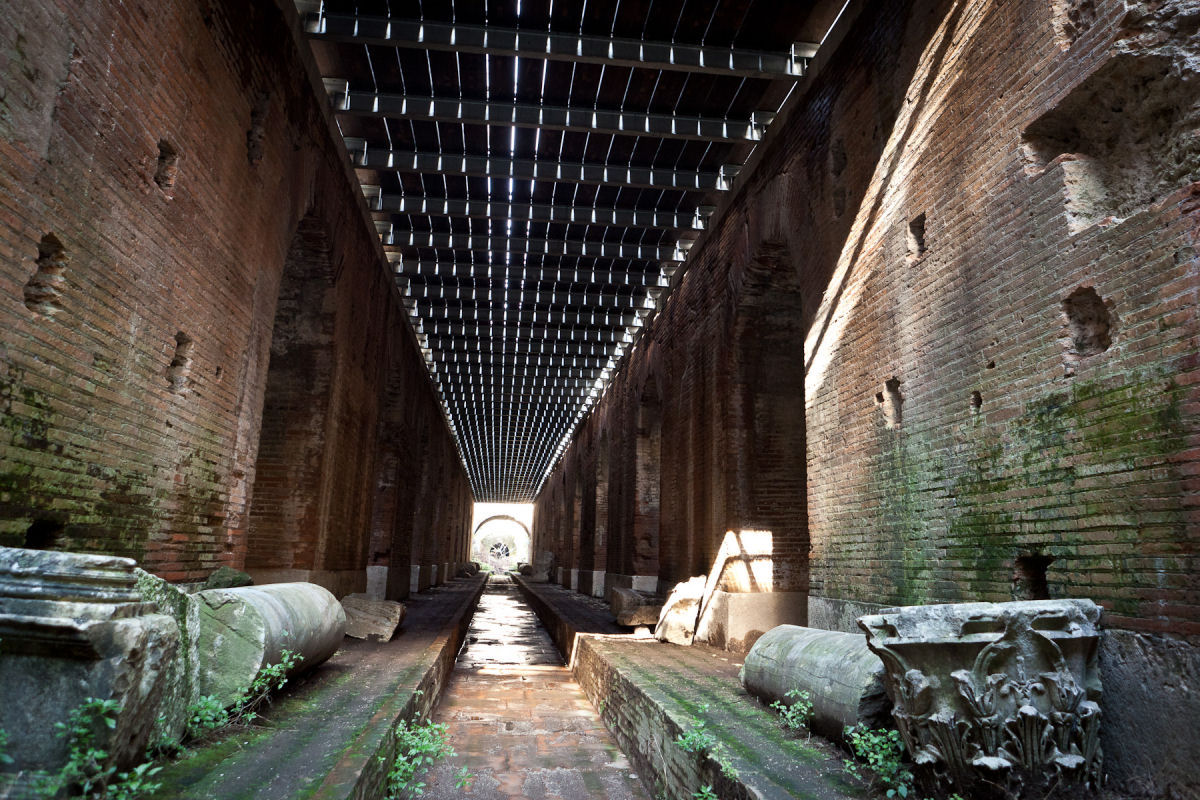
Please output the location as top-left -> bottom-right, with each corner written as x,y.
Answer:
195,582 -> 345,707
531,550 -> 555,582
741,624 -> 889,743
860,599 -> 1103,796
134,568 -> 201,744
202,566 -> 253,590
611,587 -> 662,627
341,593 -> 405,641
654,576 -> 706,646
0,548 -> 179,775
365,565 -> 387,600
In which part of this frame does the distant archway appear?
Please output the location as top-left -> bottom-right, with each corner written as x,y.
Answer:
471,515 -> 532,571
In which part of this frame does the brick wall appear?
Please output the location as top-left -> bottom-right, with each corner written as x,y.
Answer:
533,1 -> 1199,790
0,0 -> 471,588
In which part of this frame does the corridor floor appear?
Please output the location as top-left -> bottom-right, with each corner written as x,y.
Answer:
422,576 -> 649,799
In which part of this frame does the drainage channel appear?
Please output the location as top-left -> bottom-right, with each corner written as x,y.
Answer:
420,575 -> 650,799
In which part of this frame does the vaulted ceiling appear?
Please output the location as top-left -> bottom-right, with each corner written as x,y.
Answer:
296,0 -> 846,501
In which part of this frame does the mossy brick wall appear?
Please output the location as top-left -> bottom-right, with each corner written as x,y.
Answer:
0,0 -> 471,583
536,0 -> 1198,635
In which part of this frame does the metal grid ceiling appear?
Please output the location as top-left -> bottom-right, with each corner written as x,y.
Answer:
296,0 -> 840,502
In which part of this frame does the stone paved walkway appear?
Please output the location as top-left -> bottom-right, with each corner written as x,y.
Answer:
422,576 -> 650,799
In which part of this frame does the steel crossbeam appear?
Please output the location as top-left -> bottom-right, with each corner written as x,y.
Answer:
306,13 -> 815,79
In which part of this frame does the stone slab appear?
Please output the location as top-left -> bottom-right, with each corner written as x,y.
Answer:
152,576 -> 486,800
340,593 -> 405,641
611,587 -> 662,627
654,575 -> 706,646
514,577 -> 862,800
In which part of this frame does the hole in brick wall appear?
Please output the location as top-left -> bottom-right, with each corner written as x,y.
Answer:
1052,0 -> 1097,47
987,360 -> 996,369
971,390 -> 983,410
247,92 -> 270,166
214,365 -> 224,380
1022,54 -> 1200,231
154,140 -> 179,192
24,518 -> 64,550
1013,552 -> 1055,600
1062,286 -> 1115,357
23,233 -> 68,316
167,331 -> 194,392
906,213 -> 927,261
876,377 -> 904,429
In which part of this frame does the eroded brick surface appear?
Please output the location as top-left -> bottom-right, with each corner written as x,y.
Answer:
0,0 -> 471,585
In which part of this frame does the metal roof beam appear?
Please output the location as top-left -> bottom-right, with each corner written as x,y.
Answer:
432,350 -> 611,368
412,303 -> 636,328
384,231 -> 684,261
307,13 -> 815,79
347,146 -> 731,192
335,90 -> 772,143
403,281 -> 643,306
376,195 -> 709,231
424,322 -> 626,342
396,260 -> 667,287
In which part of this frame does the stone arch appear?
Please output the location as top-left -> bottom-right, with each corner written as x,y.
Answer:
245,213 -> 337,579
471,515 -> 532,571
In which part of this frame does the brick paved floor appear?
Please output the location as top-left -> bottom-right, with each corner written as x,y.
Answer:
422,576 -> 650,799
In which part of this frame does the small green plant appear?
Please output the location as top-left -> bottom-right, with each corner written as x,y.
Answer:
675,720 -> 716,755
185,695 -> 229,740
0,727 -> 13,766
454,766 -> 472,790
35,697 -> 163,799
693,785 -> 718,800
770,689 -> 813,735
675,715 -> 738,781
229,648 -> 303,726
843,724 -> 913,799
182,648 -> 301,744
380,718 -> 455,799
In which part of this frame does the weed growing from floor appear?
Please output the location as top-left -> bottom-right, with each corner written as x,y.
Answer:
693,785 -> 718,800
770,689 -> 813,736
381,718 -> 456,798
674,706 -> 739,785
32,698 -> 163,799
184,647 -> 303,742
843,724 -> 913,798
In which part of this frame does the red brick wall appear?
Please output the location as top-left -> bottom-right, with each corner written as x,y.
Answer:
0,0 -> 471,585
535,0 -> 1198,633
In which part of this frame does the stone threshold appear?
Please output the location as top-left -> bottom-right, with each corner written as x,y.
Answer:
514,577 -> 866,800
151,575 -> 486,800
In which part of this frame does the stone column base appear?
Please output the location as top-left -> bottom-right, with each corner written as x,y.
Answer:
604,573 -> 659,604
694,590 -> 807,653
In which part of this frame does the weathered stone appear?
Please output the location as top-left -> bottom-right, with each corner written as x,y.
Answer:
741,624 -> 890,742
654,576 -> 706,646
859,599 -> 1103,796
611,587 -> 662,627
134,568 -> 201,744
694,531 -> 807,653
341,593 -> 405,641
531,550 -> 556,582
0,547 -> 179,775
195,582 -> 345,707
202,566 -> 254,590
517,563 -> 533,576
